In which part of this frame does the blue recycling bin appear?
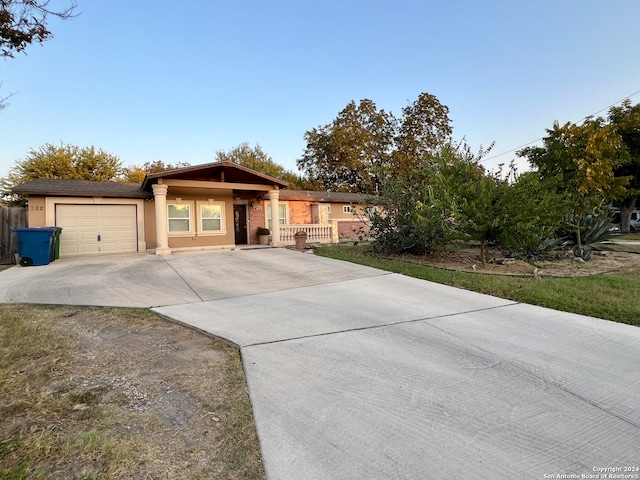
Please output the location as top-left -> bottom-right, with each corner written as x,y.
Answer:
12,227 -> 57,266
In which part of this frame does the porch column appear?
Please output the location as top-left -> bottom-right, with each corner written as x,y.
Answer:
268,189 -> 280,245
329,219 -> 340,244
152,184 -> 171,255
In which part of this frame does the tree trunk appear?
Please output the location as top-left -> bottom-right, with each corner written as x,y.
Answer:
619,197 -> 636,233
576,220 -> 582,252
480,239 -> 487,268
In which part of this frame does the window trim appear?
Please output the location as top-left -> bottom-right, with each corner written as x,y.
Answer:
343,205 -> 352,214
167,201 -> 195,236
196,200 -> 227,235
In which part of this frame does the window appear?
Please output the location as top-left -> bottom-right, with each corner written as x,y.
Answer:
343,205 -> 352,214
201,204 -> 222,231
197,201 -> 226,234
168,203 -> 192,233
327,205 -> 331,213
267,203 -> 287,230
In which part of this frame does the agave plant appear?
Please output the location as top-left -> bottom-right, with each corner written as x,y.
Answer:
556,209 -> 617,259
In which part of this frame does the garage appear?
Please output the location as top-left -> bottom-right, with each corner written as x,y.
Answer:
56,204 -> 138,256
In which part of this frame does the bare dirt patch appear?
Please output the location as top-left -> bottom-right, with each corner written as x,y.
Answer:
0,305 -> 264,480
383,245 -> 640,277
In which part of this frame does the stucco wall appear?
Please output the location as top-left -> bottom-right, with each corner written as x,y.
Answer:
288,201 -> 312,224
26,197 -> 46,227
143,201 -> 157,249
166,193 -> 235,248
332,204 -> 366,220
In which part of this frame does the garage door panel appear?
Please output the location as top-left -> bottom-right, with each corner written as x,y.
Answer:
56,204 -> 138,256
60,244 -> 79,255
101,230 -> 135,240
100,242 -> 119,252
79,218 -> 98,227
80,244 -> 100,254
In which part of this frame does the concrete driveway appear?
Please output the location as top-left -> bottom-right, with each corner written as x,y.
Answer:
1,248 -> 639,479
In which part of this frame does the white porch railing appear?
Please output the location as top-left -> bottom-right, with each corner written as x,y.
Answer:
278,223 -> 338,245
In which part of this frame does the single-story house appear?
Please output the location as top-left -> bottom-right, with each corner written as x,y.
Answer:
12,161 -> 374,257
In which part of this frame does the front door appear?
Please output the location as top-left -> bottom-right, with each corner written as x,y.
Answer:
234,204 -> 248,244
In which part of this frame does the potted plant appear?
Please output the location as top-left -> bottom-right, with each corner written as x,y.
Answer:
294,230 -> 307,250
257,227 -> 270,245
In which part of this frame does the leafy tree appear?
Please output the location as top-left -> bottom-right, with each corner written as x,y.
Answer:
216,142 -> 310,189
608,100 -> 640,232
298,99 -> 395,193
0,0 -> 76,58
1,1 -> 77,108
367,164 -> 456,255
298,93 -> 452,194
120,160 -> 191,183
496,169 -> 568,258
436,144 -> 502,266
392,92 -> 453,178
1,142 -> 121,206
367,141 -> 570,262
518,118 -> 630,250
367,143 -> 473,256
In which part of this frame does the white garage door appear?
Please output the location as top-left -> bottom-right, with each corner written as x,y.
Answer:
56,204 -> 138,256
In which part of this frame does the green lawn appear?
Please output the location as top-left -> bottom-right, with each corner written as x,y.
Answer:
315,245 -> 640,327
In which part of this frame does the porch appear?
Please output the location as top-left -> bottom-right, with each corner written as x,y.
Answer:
275,219 -> 368,246
277,222 -> 338,246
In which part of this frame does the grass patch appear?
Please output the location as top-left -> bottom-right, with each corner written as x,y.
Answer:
0,305 -> 264,479
316,245 -> 640,326
210,344 -> 264,479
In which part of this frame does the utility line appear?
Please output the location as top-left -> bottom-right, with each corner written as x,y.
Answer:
481,88 -> 640,164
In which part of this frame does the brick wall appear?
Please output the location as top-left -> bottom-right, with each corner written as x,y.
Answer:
338,220 -> 370,240
249,204 -> 267,244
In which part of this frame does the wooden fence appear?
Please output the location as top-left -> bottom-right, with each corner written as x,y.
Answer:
0,207 -> 27,264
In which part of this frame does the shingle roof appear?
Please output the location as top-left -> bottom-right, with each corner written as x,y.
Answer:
12,179 -> 151,198
277,190 -> 377,203
11,179 -> 379,204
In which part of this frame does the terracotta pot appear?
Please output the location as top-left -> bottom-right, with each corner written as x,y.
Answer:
259,234 -> 269,245
294,235 -> 307,250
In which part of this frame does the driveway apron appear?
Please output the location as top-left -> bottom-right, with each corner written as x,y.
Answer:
1,248 -> 638,478
153,250 -> 640,479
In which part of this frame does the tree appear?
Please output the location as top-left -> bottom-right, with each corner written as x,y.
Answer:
298,99 -> 395,193
366,143 -> 474,256
608,100 -> 640,232
496,169 -> 568,258
392,92 -> 453,178
518,118 -> 630,249
367,163 -> 456,255
1,1 -> 77,109
0,0 -> 77,58
1,142 -> 121,206
436,143 -> 502,266
298,93 -> 452,194
120,160 -> 191,183
216,142 -> 310,189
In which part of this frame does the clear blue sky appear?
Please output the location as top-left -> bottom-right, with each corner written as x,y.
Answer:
1,0 -> 639,178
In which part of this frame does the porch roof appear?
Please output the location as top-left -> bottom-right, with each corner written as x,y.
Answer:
140,161 -> 289,191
